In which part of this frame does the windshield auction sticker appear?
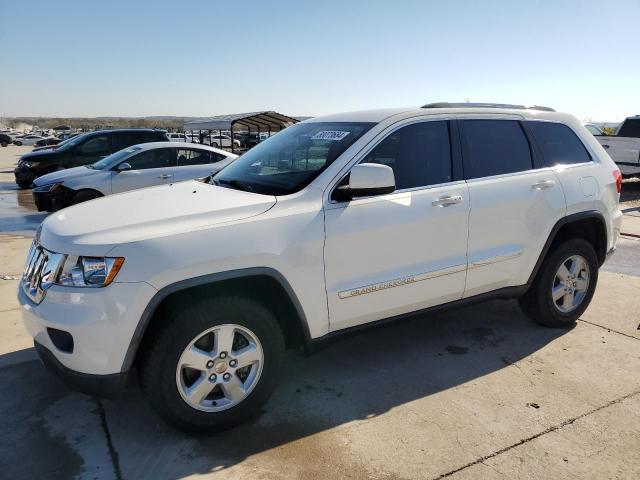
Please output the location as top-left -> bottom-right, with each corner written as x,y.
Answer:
311,131 -> 351,141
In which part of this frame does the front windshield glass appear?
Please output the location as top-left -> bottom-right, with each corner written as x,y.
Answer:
90,146 -> 141,170
213,122 -> 374,195
57,132 -> 90,150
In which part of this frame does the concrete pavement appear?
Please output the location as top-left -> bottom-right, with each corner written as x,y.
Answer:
1,233 -> 639,479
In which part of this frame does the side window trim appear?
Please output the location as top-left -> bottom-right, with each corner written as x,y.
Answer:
459,119 -> 536,181
329,118 -> 458,203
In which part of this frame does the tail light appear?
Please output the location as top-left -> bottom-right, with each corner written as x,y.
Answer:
613,169 -> 622,194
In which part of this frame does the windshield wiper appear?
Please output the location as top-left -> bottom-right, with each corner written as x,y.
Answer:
216,178 -> 257,193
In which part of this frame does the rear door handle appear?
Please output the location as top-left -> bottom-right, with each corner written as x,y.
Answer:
432,195 -> 463,207
532,180 -> 555,190
158,174 -> 172,179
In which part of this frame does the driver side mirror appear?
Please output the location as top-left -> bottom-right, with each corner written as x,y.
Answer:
116,162 -> 131,172
335,163 -> 395,201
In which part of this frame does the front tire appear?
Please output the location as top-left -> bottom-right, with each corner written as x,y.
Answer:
139,296 -> 285,432
519,239 -> 598,328
72,190 -> 102,205
14,141 -> 22,146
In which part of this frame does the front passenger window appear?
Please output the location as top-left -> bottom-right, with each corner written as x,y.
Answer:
79,136 -> 109,155
362,121 -> 452,190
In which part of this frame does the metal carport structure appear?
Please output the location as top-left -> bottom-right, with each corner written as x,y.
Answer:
184,111 -> 299,153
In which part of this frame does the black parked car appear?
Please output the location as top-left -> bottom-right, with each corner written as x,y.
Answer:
0,133 -> 12,147
14,129 -> 168,188
33,136 -> 62,149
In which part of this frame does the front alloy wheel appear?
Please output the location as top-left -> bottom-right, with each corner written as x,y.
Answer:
176,324 -> 264,412
140,296 -> 285,432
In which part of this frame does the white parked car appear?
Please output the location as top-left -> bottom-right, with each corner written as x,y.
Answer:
590,115 -> 640,176
19,103 -> 622,432
166,132 -> 194,143
206,133 -> 241,149
584,123 -> 604,136
31,142 -> 237,211
14,134 -> 46,146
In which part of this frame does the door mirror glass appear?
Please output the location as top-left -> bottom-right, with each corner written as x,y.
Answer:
335,163 -> 395,201
117,162 -> 132,172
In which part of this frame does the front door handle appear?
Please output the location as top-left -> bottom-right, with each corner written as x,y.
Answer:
532,180 -> 555,190
602,144 -> 610,149
158,174 -> 172,179
432,195 -> 463,207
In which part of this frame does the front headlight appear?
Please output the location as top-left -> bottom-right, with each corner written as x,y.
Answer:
21,161 -> 34,168
33,182 -> 63,193
56,256 -> 125,287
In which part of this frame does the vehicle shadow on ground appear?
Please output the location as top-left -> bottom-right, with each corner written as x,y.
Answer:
0,298 -> 571,479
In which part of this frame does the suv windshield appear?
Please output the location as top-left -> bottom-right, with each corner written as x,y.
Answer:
56,132 -> 91,150
212,122 -> 374,195
90,146 -> 142,170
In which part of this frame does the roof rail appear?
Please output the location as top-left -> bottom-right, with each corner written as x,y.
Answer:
421,102 -> 556,112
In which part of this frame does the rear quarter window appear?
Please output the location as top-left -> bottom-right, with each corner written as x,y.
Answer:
525,122 -> 591,167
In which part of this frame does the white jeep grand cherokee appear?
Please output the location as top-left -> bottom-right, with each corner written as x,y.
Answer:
19,103 -> 623,432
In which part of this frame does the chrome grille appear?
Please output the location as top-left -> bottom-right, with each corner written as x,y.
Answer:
21,241 -> 65,304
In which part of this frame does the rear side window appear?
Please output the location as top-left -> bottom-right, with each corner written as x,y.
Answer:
462,120 -> 532,179
111,132 -> 144,151
176,149 -> 213,166
617,119 -> 640,138
526,122 -> 591,166
362,121 -> 452,190
144,132 -> 168,142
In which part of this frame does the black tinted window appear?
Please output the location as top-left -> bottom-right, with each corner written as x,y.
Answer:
125,149 -> 173,170
362,121 -> 451,189
78,135 -> 109,154
526,122 -> 591,166
176,149 -> 211,166
617,119 -> 640,138
143,132 -> 168,143
462,120 -> 532,179
111,132 -> 144,151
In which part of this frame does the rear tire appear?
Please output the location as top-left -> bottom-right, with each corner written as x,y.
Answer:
139,296 -> 285,432
519,238 -> 598,328
72,190 -> 102,205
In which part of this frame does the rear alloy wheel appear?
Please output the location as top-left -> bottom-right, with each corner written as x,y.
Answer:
519,238 -> 598,328
140,296 -> 285,432
551,255 -> 590,314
